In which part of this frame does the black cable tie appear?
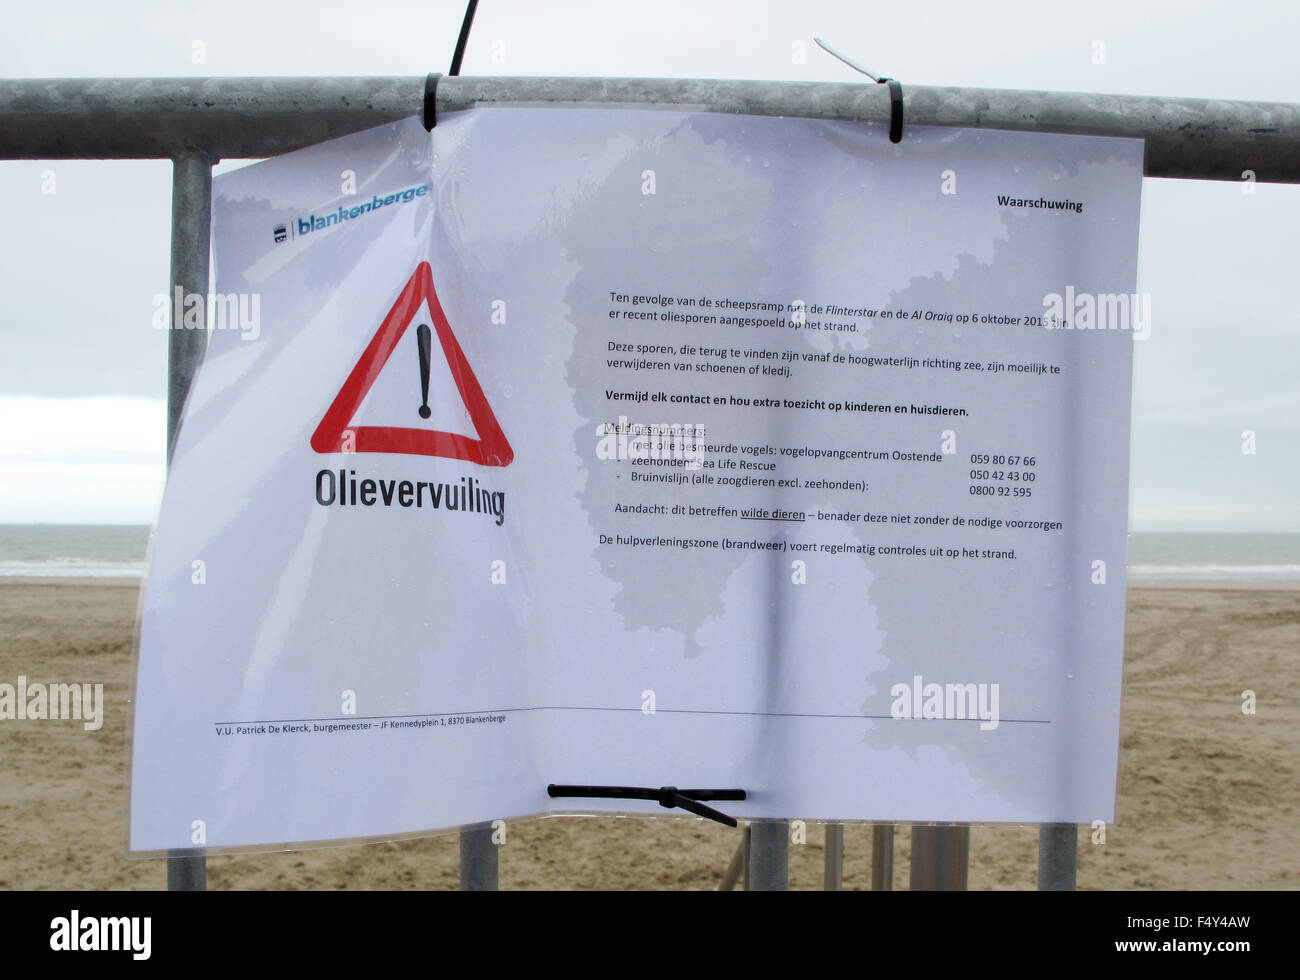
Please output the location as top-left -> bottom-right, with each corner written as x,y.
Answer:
426,1 -> 476,130
449,0 -> 479,77
547,784 -> 747,828
810,40 -> 903,144
423,72 -> 442,131
878,77 -> 904,144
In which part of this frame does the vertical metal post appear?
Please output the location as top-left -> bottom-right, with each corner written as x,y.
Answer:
871,824 -> 894,890
741,824 -> 752,890
1037,823 -> 1078,890
746,819 -> 789,891
823,823 -> 843,890
459,822 -> 498,890
166,148 -> 214,892
909,824 -> 969,890
166,150 -> 214,457
166,849 -> 205,891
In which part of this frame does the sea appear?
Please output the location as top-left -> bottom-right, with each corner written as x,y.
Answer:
0,525 -> 1297,587
0,525 -> 151,579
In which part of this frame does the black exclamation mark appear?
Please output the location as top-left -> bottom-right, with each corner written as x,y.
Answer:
417,323 -> 432,419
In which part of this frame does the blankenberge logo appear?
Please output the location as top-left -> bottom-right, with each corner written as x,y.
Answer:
273,184 -> 429,243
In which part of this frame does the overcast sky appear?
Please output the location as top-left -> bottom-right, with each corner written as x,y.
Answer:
1,0 -> 1297,529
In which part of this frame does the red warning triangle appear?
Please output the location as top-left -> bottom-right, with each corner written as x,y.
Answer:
311,262 -> 513,466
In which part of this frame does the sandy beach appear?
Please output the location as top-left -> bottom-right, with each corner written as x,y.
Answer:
0,580 -> 1294,890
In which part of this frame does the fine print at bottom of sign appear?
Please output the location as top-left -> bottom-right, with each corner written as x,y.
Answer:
128,107 -> 1142,851
217,714 -> 507,737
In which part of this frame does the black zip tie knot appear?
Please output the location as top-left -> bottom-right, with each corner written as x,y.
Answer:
547,784 -> 747,827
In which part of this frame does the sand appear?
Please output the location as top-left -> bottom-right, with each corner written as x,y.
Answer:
0,580 -> 1294,890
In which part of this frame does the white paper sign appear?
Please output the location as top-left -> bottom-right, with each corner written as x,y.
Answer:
130,107 -> 1143,850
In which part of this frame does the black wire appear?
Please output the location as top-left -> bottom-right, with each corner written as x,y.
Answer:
449,0 -> 479,76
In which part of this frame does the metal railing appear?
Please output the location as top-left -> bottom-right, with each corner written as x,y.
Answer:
3,73 -> 1295,891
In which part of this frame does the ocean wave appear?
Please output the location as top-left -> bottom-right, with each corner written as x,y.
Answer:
0,559 -> 146,578
1128,563 -> 1300,583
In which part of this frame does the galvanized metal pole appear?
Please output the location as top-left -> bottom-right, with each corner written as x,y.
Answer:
746,819 -> 789,891
165,150 -> 214,457
459,822 -> 498,890
872,824 -> 894,890
823,823 -> 843,890
165,147 -> 214,892
909,824 -> 969,891
1038,823 -> 1078,890
1,77 -> 1298,183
